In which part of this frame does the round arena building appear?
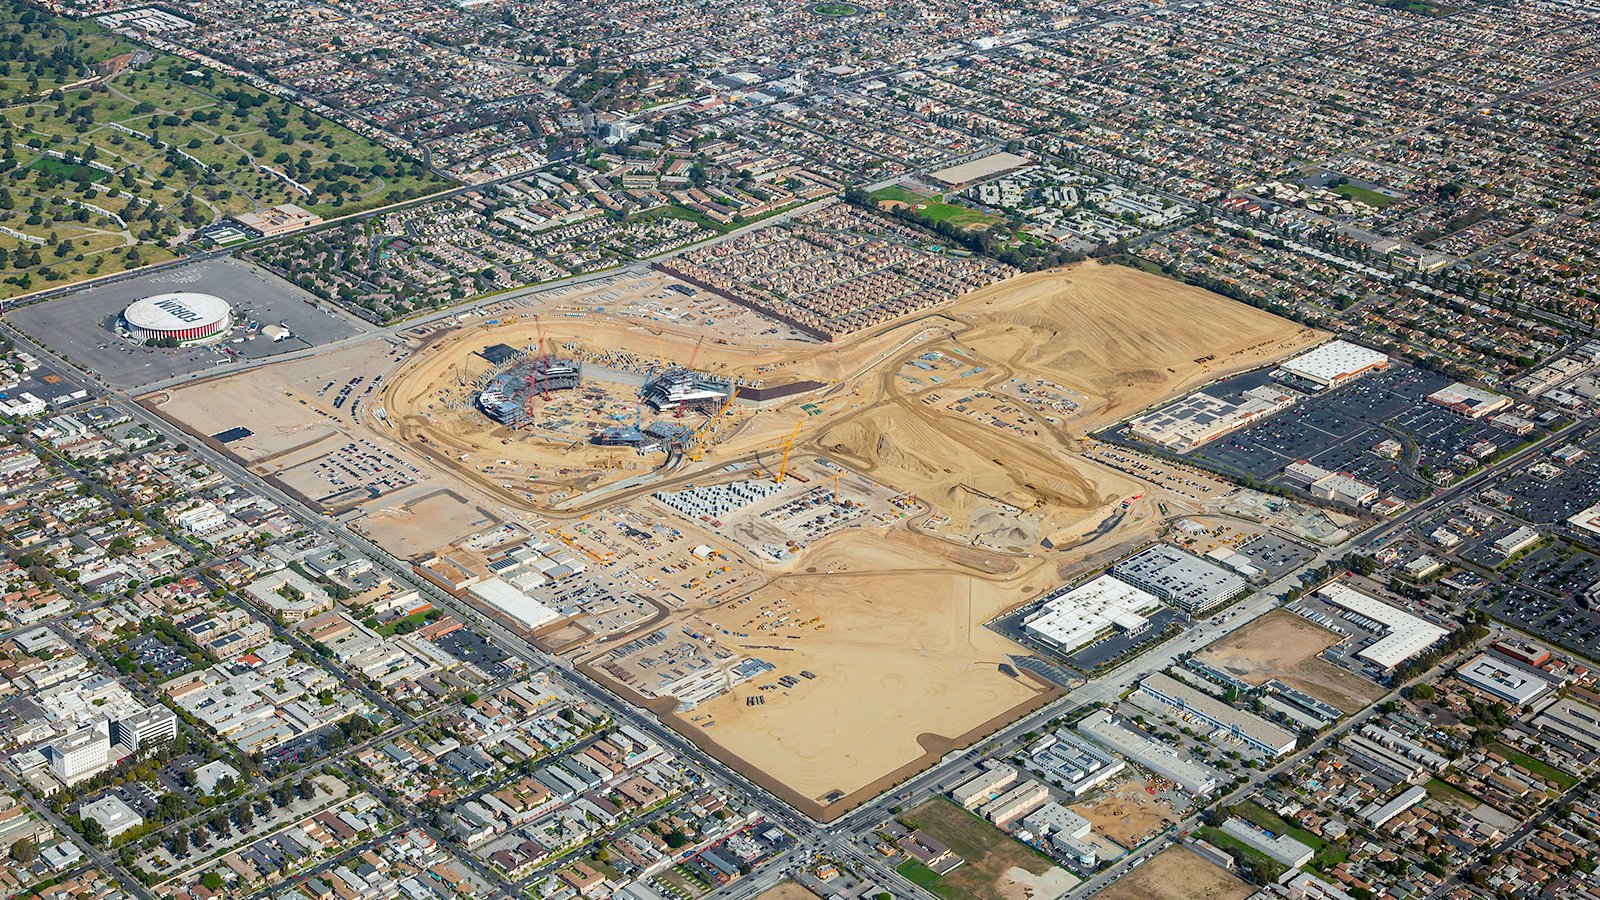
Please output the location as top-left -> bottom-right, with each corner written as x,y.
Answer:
121,292 -> 233,344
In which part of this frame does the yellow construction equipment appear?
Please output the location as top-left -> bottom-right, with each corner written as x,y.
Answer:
830,471 -> 842,504
704,388 -> 740,446
775,421 -> 802,484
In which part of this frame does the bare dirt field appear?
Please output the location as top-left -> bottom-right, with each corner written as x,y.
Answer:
1195,609 -> 1385,713
1070,777 -> 1181,848
670,527 -> 1056,807
949,264 -> 1320,431
1097,846 -> 1252,900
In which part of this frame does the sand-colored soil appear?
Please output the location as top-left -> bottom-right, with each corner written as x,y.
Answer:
1195,609 -> 1385,713
950,264 -> 1320,431
1098,846 -> 1253,900
1070,778 -> 1180,848
677,528 -> 1054,805
375,261 -> 1318,521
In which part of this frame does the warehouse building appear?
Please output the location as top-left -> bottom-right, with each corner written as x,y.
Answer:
1137,673 -> 1298,757
1078,713 -> 1220,795
1455,653 -> 1555,706
1028,730 -> 1126,797
1112,544 -> 1248,614
1022,575 -> 1162,653
1313,583 -> 1448,672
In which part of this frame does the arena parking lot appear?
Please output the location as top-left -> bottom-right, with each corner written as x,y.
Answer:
4,256 -> 368,390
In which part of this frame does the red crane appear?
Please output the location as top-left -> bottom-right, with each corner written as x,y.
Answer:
531,314 -> 553,401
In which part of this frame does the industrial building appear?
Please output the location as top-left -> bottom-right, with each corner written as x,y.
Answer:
1022,575 -> 1162,653
976,779 -> 1049,825
1312,583 -> 1447,672
1019,802 -> 1098,867
1535,699 -> 1600,754
1360,785 -> 1428,828
1277,340 -> 1390,389
120,292 -> 233,344
950,762 -> 1019,809
466,577 -> 564,631
1027,730 -> 1126,797
1455,653 -> 1555,706
1111,544 -> 1248,614
1077,712 -> 1220,795
1220,817 -> 1314,867
1136,673 -> 1298,757
1128,385 -> 1301,451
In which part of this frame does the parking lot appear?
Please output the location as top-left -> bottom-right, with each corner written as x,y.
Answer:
1235,532 -> 1316,579
6,257 -> 369,390
1492,430 -> 1600,527
1190,365 -> 1535,501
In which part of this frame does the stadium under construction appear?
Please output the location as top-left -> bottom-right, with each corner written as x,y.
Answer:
476,350 -> 584,429
642,368 -> 735,413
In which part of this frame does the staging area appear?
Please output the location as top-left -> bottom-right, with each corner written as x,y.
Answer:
145,260 -> 1320,820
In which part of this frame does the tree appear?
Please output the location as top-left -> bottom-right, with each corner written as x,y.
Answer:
200,872 -> 224,890
9,836 -> 37,863
80,816 -> 107,846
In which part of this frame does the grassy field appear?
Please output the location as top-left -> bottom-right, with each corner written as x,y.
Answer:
1333,183 -> 1399,209
869,185 -> 998,230
898,799 -> 1062,900
1233,802 -> 1346,872
869,185 -> 930,205
1423,777 -> 1479,809
1489,741 -> 1577,791
0,0 -> 449,298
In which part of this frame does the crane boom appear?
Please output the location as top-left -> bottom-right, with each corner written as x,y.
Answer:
775,420 -> 802,484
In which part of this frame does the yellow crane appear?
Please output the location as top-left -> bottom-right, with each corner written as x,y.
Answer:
775,421 -> 802,484
704,388 -> 740,446
831,471 -> 842,504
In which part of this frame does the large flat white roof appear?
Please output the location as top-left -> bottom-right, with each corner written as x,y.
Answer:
1024,575 -> 1161,651
1568,502 -> 1600,538
1456,653 -> 1553,705
1280,340 -> 1389,385
467,577 -> 561,630
1315,583 -> 1447,670
123,292 -> 232,331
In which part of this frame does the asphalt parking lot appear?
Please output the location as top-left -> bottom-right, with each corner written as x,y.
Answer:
5,256 -> 369,390
1189,365 -> 1535,502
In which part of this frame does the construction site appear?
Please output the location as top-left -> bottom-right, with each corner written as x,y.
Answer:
146,261 -> 1319,821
